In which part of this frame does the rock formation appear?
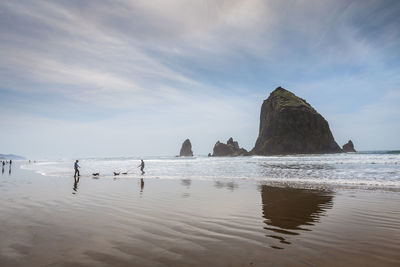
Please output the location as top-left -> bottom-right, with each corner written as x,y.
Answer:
342,140 -> 356,152
251,87 -> 342,155
179,139 -> 193,156
212,137 -> 249,156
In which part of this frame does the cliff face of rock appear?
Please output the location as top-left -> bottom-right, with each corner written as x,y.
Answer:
179,139 -> 193,156
251,87 -> 342,155
342,140 -> 356,152
212,138 -> 248,156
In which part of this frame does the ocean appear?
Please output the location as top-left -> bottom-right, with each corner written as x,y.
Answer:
21,151 -> 400,190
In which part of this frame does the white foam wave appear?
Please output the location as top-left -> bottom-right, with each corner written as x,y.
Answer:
20,153 -> 400,188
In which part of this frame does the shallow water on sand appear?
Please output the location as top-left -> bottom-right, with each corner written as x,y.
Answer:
1,162 -> 400,266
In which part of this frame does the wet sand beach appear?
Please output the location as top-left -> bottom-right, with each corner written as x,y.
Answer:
1,162 -> 399,266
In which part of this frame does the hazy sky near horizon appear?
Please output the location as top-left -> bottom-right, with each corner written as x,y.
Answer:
1,0 -> 399,158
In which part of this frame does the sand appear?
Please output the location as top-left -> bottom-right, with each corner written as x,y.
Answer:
0,162 -> 399,266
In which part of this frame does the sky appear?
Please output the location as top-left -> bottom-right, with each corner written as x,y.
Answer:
0,0 -> 399,159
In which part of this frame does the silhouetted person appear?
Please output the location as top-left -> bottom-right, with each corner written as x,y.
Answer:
2,161 -> 4,168
74,160 -> 80,178
10,160 -> 12,166
138,159 -> 145,175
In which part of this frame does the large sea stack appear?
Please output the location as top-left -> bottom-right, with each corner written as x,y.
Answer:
252,87 -> 341,155
212,137 -> 249,156
179,139 -> 193,156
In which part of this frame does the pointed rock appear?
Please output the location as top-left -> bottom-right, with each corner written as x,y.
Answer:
179,139 -> 193,156
251,87 -> 341,155
227,137 -> 239,149
342,140 -> 356,152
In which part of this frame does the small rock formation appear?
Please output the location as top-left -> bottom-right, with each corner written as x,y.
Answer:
227,137 -> 239,149
252,87 -> 342,155
179,139 -> 193,156
207,153 -> 212,157
342,140 -> 356,152
212,137 -> 249,156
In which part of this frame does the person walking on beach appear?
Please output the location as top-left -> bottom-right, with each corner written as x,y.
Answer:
10,160 -> 12,166
74,160 -> 80,178
138,159 -> 145,175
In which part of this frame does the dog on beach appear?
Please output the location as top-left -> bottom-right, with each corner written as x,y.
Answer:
92,173 -> 100,176
113,172 -> 120,176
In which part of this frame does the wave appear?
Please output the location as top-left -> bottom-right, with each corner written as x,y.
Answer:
20,153 -> 400,189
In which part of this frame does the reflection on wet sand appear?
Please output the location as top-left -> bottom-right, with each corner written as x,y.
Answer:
214,180 -> 238,191
140,178 -> 144,194
181,179 -> 192,188
1,164 -> 399,267
261,185 -> 333,249
73,176 -> 80,194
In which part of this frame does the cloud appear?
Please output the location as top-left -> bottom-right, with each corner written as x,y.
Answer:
0,0 -> 399,156
0,0 -> 204,108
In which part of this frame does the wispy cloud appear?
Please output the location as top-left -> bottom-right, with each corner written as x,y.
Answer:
0,0 -> 399,156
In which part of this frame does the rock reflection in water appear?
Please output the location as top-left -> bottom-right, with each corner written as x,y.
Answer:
261,185 -> 333,249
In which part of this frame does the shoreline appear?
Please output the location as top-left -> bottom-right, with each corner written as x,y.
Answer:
19,157 -> 400,192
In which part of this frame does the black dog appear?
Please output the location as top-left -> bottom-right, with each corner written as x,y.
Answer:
92,173 -> 100,176
113,172 -> 120,176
